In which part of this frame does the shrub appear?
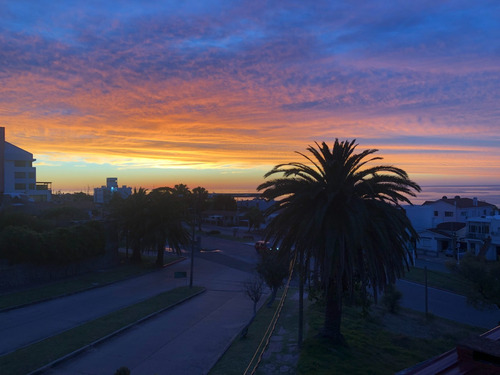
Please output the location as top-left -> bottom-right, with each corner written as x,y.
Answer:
382,284 -> 402,314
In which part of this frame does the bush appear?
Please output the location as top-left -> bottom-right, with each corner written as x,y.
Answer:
382,284 -> 402,314
0,221 -> 106,265
114,367 -> 130,375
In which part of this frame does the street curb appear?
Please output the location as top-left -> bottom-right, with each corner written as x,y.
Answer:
28,286 -> 206,375
0,257 -> 187,313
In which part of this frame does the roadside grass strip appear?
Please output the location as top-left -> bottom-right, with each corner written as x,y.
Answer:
0,254 -> 183,310
209,289 -> 292,375
402,266 -> 473,295
0,286 -> 204,375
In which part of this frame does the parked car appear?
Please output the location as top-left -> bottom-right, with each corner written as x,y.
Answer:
254,241 -> 279,253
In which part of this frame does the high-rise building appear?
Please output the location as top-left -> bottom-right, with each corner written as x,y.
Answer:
0,127 -> 52,202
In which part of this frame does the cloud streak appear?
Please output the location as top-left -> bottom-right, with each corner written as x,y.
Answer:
1,0 -> 499,190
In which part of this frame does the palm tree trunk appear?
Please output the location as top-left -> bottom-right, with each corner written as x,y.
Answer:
298,262 -> 304,347
156,241 -> 164,266
321,278 -> 345,345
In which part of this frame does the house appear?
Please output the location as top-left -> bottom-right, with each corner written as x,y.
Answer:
93,177 -> 132,204
405,196 -> 498,257
0,127 -> 52,202
202,210 -> 240,227
464,214 -> 500,261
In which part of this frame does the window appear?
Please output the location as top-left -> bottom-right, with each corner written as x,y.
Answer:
28,172 -> 35,179
14,172 -> 25,179
445,211 -> 454,217
460,211 -> 467,216
28,183 -> 35,190
434,211 -> 438,216
14,160 -> 26,167
14,183 -> 26,191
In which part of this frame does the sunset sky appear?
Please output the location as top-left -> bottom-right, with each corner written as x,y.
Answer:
1,1 -> 499,194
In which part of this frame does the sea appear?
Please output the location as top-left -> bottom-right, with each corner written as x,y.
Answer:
412,185 -> 500,207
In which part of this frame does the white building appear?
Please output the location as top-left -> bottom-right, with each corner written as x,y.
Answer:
0,127 -> 52,202
464,215 -> 500,261
94,177 -> 131,204
405,196 -> 498,257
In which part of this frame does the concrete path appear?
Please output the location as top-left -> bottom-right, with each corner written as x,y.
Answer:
396,279 -> 500,329
44,257 -> 262,375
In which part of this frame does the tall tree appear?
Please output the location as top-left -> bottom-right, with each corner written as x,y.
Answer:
119,188 -> 149,263
192,186 -> 209,230
147,188 -> 190,266
258,140 -> 420,344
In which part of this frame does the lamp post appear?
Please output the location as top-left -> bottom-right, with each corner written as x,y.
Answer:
189,208 -> 195,288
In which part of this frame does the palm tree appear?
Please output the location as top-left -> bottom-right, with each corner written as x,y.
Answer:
147,188 -> 190,266
114,188 -> 148,263
192,186 -> 209,231
258,140 -> 420,344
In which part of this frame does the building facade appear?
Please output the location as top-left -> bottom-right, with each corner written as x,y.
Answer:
94,177 -> 132,204
464,214 -> 500,261
405,196 -> 498,257
0,127 -> 52,202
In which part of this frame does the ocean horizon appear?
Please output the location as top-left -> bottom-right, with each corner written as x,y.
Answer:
412,185 -> 500,207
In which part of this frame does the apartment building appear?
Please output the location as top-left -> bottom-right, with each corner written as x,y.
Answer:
0,127 -> 51,202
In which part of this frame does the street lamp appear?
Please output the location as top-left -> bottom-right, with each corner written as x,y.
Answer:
189,208 -> 195,288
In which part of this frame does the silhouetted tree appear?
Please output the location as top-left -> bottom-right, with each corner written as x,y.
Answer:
258,140 -> 420,344
256,250 -> 289,307
244,206 -> 265,232
192,186 -> 209,230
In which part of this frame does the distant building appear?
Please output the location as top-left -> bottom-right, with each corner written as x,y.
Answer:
405,196 -> 498,256
0,127 -> 52,202
94,177 -> 131,204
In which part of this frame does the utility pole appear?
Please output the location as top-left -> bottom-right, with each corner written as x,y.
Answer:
189,210 -> 195,288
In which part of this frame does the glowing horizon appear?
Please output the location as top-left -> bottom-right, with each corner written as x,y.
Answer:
1,1 -> 499,193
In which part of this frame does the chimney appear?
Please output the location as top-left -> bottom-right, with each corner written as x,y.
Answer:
473,197 -> 478,207
0,127 -> 4,195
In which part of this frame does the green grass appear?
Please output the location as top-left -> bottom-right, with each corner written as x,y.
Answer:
402,266 -> 474,295
210,287 -> 482,375
0,254 -> 183,310
209,291 -> 292,375
0,285 -> 204,375
297,303 -> 482,375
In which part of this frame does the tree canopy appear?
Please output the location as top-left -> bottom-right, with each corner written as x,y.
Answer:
258,139 -> 420,344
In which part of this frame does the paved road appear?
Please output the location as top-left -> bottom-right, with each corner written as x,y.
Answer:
45,257 -> 263,375
0,235 -> 259,357
0,260 -> 189,356
397,279 -> 499,329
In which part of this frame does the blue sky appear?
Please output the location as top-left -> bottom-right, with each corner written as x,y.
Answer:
1,0 -> 499,193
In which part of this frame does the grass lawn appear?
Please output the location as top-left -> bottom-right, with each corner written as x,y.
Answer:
0,254 -> 183,310
402,266 -> 473,295
0,285 -> 204,375
297,303 -> 482,375
210,287 -> 482,375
